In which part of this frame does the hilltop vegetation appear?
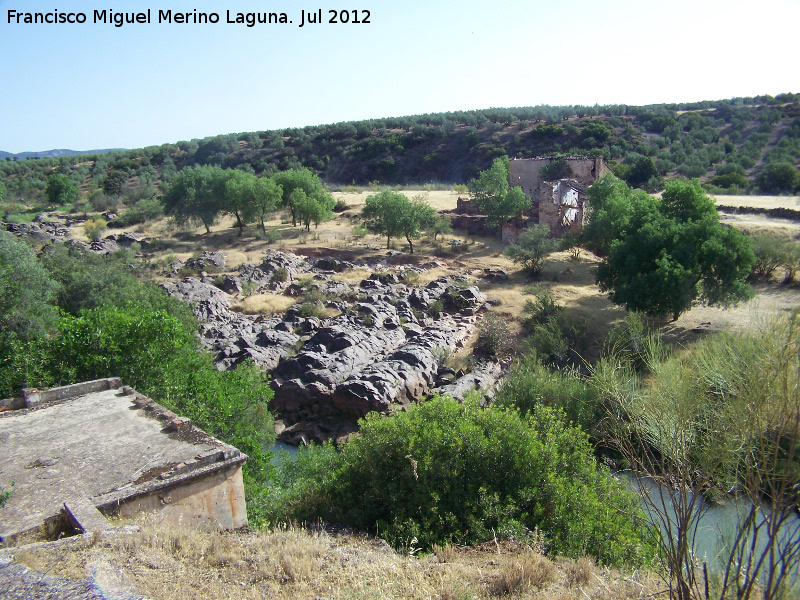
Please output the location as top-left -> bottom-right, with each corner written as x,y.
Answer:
2,94 -> 800,224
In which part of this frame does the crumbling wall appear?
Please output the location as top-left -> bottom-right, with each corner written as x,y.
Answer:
538,181 -> 587,237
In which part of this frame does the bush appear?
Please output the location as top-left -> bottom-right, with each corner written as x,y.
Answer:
495,354 -> 599,431
505,225 -> 557,277
114,197 -> 163,227
256,227 -> 282,243
429,299 -> 444,318
271,267 -> 289,283
264,397 -> 652,566
83,218 -> 107,241
476,312 -> 514,357
525,314 -> 587,368
749,233 -> 792,280
296,302 -> 328,319
520,288 -> 561,326
520,289 -> 586,367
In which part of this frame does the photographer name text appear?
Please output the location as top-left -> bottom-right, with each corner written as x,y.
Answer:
7,8 -> 371,28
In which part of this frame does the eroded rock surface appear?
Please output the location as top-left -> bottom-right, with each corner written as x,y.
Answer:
161,250 -> 493,444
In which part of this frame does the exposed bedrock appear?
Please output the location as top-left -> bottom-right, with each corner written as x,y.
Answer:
160,250 -> 494,443
331,317 -> 477,418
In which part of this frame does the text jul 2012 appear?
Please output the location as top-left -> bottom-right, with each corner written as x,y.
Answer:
6,8 -> 372,28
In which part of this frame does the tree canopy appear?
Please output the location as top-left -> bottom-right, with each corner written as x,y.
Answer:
591,178 -> 754,320
272,167 -> 334,228
362,190 -> 436,253
162,166 -> 283,235
44,173 -> 78,205
467,156 -> 531,226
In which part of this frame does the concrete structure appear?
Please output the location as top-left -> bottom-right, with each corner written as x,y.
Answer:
0,378 -> 248,547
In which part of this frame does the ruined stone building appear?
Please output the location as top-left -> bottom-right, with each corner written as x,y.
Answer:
0,378 -> 248,547
504,156 -> 610,240
454,155 -> 610,241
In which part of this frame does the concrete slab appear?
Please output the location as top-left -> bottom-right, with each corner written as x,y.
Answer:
0,380 -> 247,544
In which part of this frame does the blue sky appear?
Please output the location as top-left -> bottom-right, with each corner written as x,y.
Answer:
1,0 -> 798,152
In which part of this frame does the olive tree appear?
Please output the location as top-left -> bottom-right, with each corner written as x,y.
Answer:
362,191 -> 436,253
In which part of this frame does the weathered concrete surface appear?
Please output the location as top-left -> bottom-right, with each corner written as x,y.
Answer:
112,464 -> 246,532
0,382 -> 247,545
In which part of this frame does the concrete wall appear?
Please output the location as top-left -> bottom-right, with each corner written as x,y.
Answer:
113,464 -> 248,530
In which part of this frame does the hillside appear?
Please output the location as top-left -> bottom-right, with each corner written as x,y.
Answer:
0,148 -> 124,160
2,93 -> 799,212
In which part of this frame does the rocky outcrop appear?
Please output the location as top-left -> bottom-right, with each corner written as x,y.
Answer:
160,250 -> 492,444
222,250 -> 307,294
185,251 -> 227,271
437,361 -> 504,403
332,317 -> 476,417
161,276 -> 301,372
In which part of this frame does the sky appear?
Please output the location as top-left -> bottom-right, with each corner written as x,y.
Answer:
1,0 -> 798,153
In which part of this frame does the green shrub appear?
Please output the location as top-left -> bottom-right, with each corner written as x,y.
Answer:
264,398 -> 652,566
520,288 -> 561,326
429,299 -> 444,318
505,225 -> 557,277
749,233 -> 792,280
114,197 -> 162,227
271,267 -> 289,283
259,228 -> 282,243
296,302 -> 328,319
83,218 -> 107,241
495,354 -> 598,431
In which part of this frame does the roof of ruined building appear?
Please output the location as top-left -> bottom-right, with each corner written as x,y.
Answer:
0,378 -> 246,543
561,179 -> 588,193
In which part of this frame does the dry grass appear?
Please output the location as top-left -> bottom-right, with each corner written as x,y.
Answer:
709,193 -> 800,210
9,521 -> 662,600
234,293 -> 297,315
490,552 -> 557,596
331,267 -> 373,283
565,556 -> 594,587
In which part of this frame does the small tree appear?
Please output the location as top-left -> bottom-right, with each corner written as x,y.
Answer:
758,162 -> 799,193
45,173 -> 78,206
273,168 -> 333,228
252,176 -> 282,233
362,190 -> 436,253
467,156 -> 532,226
102,170 -> 128,197
401,195 -> 437,253
161,165 -> 221,234
431,215 -> 452,241
292,188 -> 334,231
504,224 -> 557,276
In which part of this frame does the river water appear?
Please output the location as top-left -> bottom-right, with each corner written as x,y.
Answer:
624,474 -> 800,586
